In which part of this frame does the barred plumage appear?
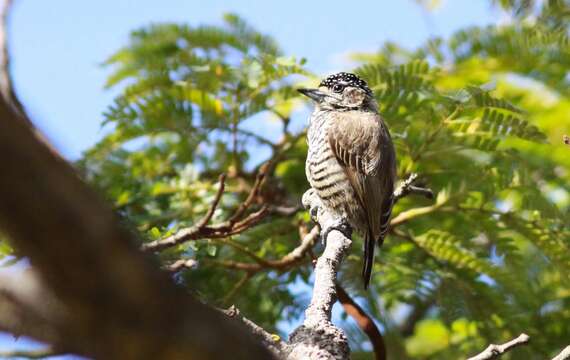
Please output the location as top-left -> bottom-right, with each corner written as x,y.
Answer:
299,72 -> 397,289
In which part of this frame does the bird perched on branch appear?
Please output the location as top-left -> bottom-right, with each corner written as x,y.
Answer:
299,72 -> 397,289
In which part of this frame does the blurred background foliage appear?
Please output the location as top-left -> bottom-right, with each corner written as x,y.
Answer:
71,1 -> 570,358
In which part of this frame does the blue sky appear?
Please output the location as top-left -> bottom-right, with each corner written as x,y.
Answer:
10,0 -> 501,159
2,0 -> 502,357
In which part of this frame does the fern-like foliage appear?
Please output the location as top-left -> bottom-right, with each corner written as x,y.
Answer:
75,4 -> 570,359
347,3 -> 570,355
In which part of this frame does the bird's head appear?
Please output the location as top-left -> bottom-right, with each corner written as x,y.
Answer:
298,72 -> 376,111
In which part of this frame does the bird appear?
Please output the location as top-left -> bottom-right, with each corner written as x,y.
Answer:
298,72 -> 397,289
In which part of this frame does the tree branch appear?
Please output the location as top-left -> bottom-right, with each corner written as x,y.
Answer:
287,189 -> 351,360
390,202 -> 443,227
0,270 -> 65,346
552,345 -> 570,360
467,333 -> 530,360
206,225 -> 320,273
303,228 -> 386,360
142,169 -> 271,253
284,173 -> 436,359
224,306 -> 289,357
0,19 -> 274,358
399,292 -> 437,337
336,284 -> 386,360
163,258 -> 198,273
0,0 -> 23,116
197,173 -> 226,227
0,0 -> 57,154
393,173 -> 434,203
0,348 -> 61,359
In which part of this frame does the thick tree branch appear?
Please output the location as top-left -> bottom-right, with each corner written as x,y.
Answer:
467,333 -> 530,360
0,0 -> 23,116
0,22 -> 274,359
0,270 -> 65,345
0,105 -> 275,359
0,0 -> 57,154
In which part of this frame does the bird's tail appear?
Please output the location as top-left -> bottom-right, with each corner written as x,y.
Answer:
362,230 -> 376,290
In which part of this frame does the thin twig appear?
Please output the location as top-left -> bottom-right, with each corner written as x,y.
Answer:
142,169 -> 271,253
336,284 -> 386,360
228,169 -> 267,225
200,125 -> 277,149
164,259 -> 198,273
270,204 -> 302,217
390,201 -> 444,228
393,173 -> 434,203
206,226 -> 320,272
273,225 -> 320,267
222,271 -> 253,306
214,238 -> 270,266
467,333 -> 530,360
196,174 -> 226,228
223,306 -> 288,357
552,345 -> 570,360
399,292 -> 437,337
0,348 -> 61,359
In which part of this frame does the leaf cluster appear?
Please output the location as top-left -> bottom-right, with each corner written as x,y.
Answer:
73,6 -> 570,359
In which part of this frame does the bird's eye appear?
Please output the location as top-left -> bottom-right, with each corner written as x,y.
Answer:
332,84 -> 344,93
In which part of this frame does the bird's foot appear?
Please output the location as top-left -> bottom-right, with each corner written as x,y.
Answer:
302,188 -> 322,222
309,204 -> 319,222
321,219 -> 352,245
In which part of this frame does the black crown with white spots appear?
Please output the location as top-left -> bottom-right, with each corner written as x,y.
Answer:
319,72 -> 372,95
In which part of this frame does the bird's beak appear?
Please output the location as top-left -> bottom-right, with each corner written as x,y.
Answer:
297,88 -> 327,103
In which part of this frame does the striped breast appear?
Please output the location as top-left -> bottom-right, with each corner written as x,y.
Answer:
306,110 -> 365,231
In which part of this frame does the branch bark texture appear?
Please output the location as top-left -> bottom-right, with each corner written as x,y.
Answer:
0,14 -> 274,357
467,333 -> 530,360
286,190 -> 351,360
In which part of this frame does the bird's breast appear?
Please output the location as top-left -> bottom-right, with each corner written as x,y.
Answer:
306,112 -> 363,229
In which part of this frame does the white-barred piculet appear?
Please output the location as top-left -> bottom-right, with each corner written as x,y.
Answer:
299,72 -> 397,289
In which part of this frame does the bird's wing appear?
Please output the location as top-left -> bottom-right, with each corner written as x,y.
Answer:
327,111 -> 396,241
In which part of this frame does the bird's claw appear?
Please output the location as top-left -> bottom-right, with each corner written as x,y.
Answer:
302,188 -> 322,222
309,204 -> 319,222
320,219 -> 352,245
